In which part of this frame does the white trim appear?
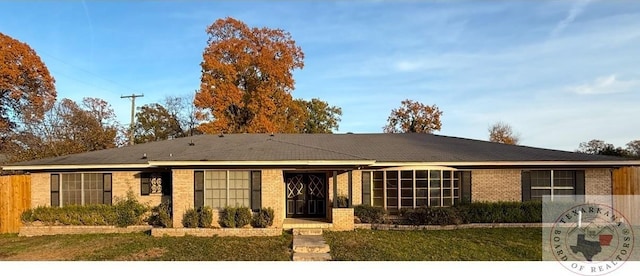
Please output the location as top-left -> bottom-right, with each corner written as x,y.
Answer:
148,160 -> 376,167
371,161 -> 640,167
1,163 -> 152,171
4,159 -> 638,172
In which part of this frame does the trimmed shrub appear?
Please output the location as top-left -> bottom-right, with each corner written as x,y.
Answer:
252,207 -> 275,228
20,197 -> 147,227
113,190 -> 150,227
182,208 -> 199,228
235,207 -> 252,228
400,207 -> 462,226
220,206 -> 237,228
354,205 -> 386,224
198,206 -> 213,228
456,201 -> 542,223
148,201 -> 173,228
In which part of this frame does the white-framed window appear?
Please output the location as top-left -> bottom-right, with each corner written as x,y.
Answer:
362,169 -> 463,212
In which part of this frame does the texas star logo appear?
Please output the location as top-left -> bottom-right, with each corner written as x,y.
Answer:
550,203 -> 634,276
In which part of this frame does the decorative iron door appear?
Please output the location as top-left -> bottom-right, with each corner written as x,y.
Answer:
285,173 -> 326,218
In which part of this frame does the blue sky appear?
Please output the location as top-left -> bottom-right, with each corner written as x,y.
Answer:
1,0 -> 639,151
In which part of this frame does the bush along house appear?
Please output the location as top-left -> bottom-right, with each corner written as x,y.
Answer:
3,133 -> 639,230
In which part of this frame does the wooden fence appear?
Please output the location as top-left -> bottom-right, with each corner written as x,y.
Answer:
0,175 -> 31,234
612,166 -> 640,225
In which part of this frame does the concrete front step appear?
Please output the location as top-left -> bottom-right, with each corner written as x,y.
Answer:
293,228 -> 323,236
292,235 -> 330,253
292,252 -> 332,261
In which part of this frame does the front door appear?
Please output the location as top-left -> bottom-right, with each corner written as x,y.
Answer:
285,173 -> 326,218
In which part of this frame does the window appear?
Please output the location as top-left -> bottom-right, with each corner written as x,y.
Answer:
194,170 -> 261,211
140,172 -> 172,196
372,171 -> 384,207
522,170 -> 585,201
363,169 -> 468,210
51,173 -> 112,207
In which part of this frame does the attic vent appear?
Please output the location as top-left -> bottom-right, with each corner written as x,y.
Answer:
219,132 -> 224,137
142,153 -> 147,159
188,140 -> 195,146
270,132 -> 274,137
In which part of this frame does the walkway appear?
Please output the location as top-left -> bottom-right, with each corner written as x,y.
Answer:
291,229 -> 331,261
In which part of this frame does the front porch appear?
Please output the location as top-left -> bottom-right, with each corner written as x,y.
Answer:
283,218 -> 333,229
282,207 -> 354,231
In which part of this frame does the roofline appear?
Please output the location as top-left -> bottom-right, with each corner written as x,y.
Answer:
148,160 -> 377,167
371,160 -> 640,167
1,163 -> 153,171
3,160 -> 638,172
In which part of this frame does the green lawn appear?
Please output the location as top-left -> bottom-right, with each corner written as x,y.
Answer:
0,232 -> 292,261
0,228 -> 542,261
323,228 -> 542,261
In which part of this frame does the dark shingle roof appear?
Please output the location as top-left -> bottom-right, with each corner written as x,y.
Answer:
4,133 -> 632,168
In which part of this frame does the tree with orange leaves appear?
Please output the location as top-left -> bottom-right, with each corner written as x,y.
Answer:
195,17 -> 304,134
383,99 -> 443,133
488,121 -> 520,145
0,32 -> 56,136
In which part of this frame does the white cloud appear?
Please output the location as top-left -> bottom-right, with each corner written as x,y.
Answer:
568,74 -> 639,95
550,0 -> 594,37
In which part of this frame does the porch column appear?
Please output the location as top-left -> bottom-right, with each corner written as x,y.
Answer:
332,171 -> 338,206
348,170 -> 353,207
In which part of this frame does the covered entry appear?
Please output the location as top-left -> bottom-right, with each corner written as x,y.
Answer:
285,173 -> 327,218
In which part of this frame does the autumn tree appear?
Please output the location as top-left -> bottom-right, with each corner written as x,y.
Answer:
164,95 -> 201,136
294,98 -> 342,133
5,97 -> 121,162
133,103 -> 184,144
0,32 -> 56,137
626,140 -> 640,158
195,17 -> 304,134
383,99 -> 442,133
488,121 -> 520,145
577,139 -> 628,157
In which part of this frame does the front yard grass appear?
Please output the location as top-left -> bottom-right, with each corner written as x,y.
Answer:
0,232 -> 292,261
0,228 -> 542,261
323,227 -> 542,261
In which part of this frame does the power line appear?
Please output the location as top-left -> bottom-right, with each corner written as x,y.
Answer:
40,51 -> 141,92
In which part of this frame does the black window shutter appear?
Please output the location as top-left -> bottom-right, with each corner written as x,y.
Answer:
575,170 -> 585,200
140,173 -> 151,196
194,171 -> 204,208
103,173 -> 112,205
521,171 -> 532,201
161,172 -> 172,196
461,171 -> 472,204
251,171 -> 262,211
361,171 -> 371,206
50,174 -> 60,207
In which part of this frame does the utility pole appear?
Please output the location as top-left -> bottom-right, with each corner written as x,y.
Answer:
121,93 -> 144,145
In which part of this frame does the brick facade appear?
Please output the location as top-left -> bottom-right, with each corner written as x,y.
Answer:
586,168 -> 612,195
30,173 -> 50,207
471,169 -> 522,202
471,168 -> 613,202
262,169 -> 285,228
330,208 -> 354,231
171,169 -> 194,228
111,171 -> 162,207
585,168 -> 612,204
351,170 -> 362,206
29,171 -> 161,208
